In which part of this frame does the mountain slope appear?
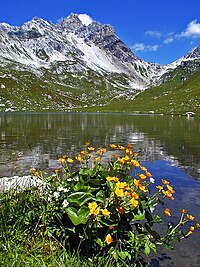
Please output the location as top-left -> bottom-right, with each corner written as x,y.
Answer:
0,13 -> 199,113
80,68 -> 200,115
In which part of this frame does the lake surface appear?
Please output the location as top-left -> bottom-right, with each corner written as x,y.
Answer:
0,112 -> 200,266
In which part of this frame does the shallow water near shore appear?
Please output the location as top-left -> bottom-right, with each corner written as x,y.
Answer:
0,112 -> 200,266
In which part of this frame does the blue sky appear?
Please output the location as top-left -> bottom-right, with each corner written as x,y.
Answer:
0,0 -> 199,64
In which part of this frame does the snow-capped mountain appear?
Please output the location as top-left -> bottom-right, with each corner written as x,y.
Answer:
0,13 -> 166,89
0,13 -> 199,111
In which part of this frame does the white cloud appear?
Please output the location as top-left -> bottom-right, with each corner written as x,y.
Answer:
78,14 -> 93,26
179,20 -> 200,38
131,43 -> 160,52
145,30 -> 163,38
163,36 -> 174,44
131,43 -> 145,51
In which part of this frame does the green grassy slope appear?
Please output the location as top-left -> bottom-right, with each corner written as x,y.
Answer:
0,61 -> 199,114
0,63 -> 137,112
77,68 -> 200,116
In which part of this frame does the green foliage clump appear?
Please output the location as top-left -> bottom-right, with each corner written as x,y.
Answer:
1,143 -> 199,266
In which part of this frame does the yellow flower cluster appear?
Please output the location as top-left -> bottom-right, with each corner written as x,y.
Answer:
88,202 -> 111,217
156,179 -> 175,201
88,202 -> 100,216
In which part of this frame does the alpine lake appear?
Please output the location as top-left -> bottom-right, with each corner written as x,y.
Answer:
0,112 -> 200,267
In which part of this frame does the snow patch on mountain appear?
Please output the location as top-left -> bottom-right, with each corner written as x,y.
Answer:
78,14 -> 93,26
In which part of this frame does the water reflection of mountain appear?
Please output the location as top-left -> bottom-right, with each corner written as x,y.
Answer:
0,113 -> 200,179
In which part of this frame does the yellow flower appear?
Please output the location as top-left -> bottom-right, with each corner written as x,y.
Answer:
166,190 -> 173,197
93,208 -> 100,216
181,209 -> 187,213
146,171 -> 152,177
113,177 -> 119,182
162,179 -> 170,185
134,179 -> 141,187
54,169 -> 60,173
164,208 -> 171,216
67,158 -> 73,163
102,148 -> 106,153
126,148 -> 132,155
188,226 -> 195,235
116,181 -> 127,189
115,187 -> 124,198
131,160 -> 140,167
162,190 -> 172,197
166,185 -> 175,193
76,154 -> 83,162
96,156 -> 102,163
117,157 -> 125,164
139,184 -> 148,192
88,146 -> 95,151
187,214 -> 195,220
102,209 -> 111,217
88,202 -> 99,215
127,143 -> 133,149
105,234 -> 113,245
195,223 -> 200,228
125,191 -> 131,197
57,158 -> 65,163
156,185 -> 163,191
123,155 -> 130,161
132,192 -> 139,199
88,202 -> 98,211
139,174 -> 146,180
62,154 -> 67,159
140,166 -> 147,171
118,145 -> 125,150
130,198 -> 139,208
110,144 -> 117,149
81,150 -> 88,155
106,176 -> 119,182
29,167 -> 36,173
86,142 -> 91,147
97,149 -> 103,155
189,226 -> 195,232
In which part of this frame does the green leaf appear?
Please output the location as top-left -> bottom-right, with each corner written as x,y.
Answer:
117,251 -> 131,260
144,243 -> 151,256
134,210 -> 145,221
153,215 -> 163,224
77,206 -> 90,217
79,168 -> 90,176
96,238 -> 104,247
89,179 -> 101,187
66,207 -> 89,226
67,192 -> 94,206
74,181 -> 90,192
96,190 -> 105,202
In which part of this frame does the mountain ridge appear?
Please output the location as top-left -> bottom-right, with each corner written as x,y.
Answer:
0,13 -> 199,112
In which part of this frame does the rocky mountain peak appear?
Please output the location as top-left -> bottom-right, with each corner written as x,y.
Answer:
184,45 -> 200,59
61,13 -> 83,31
